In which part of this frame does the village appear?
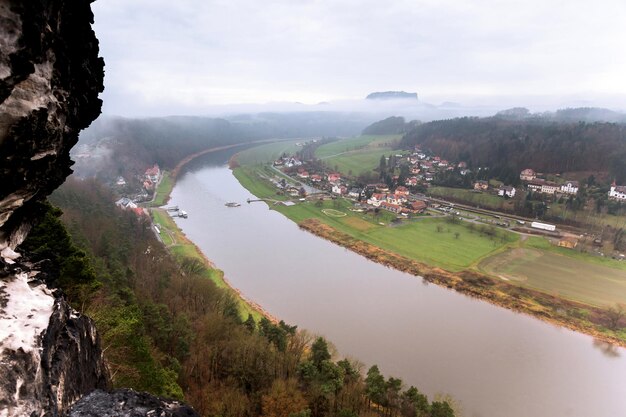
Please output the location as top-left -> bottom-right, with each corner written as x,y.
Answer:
263,140 -> 626,258
105,135 -> 626,261
274,143 -> 622,210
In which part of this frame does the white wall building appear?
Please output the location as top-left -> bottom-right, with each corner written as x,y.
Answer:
609,182 -> 626,200
560,181 -> 579,195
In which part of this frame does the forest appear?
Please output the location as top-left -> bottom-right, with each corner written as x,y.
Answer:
21,177 -> 456,417
399,117 -> 626,183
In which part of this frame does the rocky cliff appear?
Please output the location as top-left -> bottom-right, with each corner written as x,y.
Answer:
0,0 -> 107,414
0,0 -> 103,254
0,1 -> 199,416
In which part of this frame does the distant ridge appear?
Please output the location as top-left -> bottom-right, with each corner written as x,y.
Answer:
366,91 -> 418,100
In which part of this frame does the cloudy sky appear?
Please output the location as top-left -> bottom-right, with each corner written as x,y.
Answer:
92,0 -> 626,116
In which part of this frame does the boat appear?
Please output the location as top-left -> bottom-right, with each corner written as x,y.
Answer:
225,202 -> 241,207
178,210 -> 188,218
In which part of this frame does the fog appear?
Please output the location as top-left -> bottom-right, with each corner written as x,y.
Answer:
92,0 -> 626,118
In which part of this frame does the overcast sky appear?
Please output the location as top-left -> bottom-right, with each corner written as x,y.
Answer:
92,0 -> 626,116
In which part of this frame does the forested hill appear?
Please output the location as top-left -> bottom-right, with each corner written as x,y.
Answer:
362,116 -> 420,135
75,112 -> 376,181
400,117 -> 626,183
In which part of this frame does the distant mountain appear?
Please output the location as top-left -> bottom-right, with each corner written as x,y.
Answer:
366,91 -> 418,100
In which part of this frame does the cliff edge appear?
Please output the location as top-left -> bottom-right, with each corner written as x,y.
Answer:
0,1 -> 198,416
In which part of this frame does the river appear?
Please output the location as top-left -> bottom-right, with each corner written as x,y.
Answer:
168,148 -> 626,417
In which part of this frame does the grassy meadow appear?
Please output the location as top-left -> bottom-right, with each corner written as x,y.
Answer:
479,246 -> 626,307
233,139 -> 302,166
315,135 -> 404,177
315,134 -> 401,159
278,199 -> 516,271
428,186 -> 509,209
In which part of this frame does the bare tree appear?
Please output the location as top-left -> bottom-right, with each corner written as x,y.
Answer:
604,304 -> 625,330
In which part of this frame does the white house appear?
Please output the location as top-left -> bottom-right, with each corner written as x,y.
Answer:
348,188 -> 361,198
367,193 -> 386,207
560,181 -> 579,195
498,185 -> 516,198
115,197 -> 137,210
609,181 -> 626,200
332,184 -> 347,195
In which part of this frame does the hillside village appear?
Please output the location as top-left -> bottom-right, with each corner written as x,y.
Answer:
262,138 -> 626,259
272,143 -> 625,218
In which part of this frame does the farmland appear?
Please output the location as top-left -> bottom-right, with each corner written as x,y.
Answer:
479,247 -> 626,307
428,186 -> 511,210
232,139 -> 301,166
315,134 -> 401,158
315,135 -> 404,177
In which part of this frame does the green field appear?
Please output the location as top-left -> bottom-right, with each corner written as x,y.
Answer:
281,201 -> 516,271
233,140 -> 301,166
480,247 -> 626,307
525,236 -> 626,271
151,171 -> 173,207
324,149 -> 406,177
428,186 -> 508,209
313,135 -> 405,177
315,134 -> 401,159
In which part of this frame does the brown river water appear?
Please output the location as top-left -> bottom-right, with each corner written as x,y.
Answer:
168,149 -> 626,417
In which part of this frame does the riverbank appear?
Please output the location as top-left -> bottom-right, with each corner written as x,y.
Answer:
298,218 -> 626,347
228,143 -> 626,346
150,139 -> 284,208
151,207 -> 274,322
146,141 -> 288,323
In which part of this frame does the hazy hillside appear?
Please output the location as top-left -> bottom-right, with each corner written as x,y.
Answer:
73,112 -> 377,182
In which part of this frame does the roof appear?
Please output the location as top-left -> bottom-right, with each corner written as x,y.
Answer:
380,202 -> 402,209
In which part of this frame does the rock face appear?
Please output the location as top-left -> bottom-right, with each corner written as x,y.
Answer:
0,0 -> 106,412
0,2 -> 202,416
0,259 -> 109,416
68,389 -> 200,417
0,0 -> 104,253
